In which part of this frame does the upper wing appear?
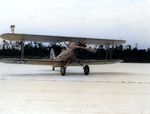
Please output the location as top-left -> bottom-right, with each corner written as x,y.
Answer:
1,33 -> 126,45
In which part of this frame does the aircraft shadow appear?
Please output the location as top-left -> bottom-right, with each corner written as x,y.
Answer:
7,72 -> 135,77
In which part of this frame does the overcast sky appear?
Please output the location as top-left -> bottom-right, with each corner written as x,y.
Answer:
0,0 -> 150,49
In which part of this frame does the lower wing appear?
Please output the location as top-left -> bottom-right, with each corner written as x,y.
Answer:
0,58 -> 68,67
69,59 -> 123,66
1,58 -> 123,67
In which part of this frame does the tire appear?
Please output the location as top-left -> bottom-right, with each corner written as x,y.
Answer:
84,65 -> 89,75
60,66 -> 66,76
52,67 -> 55,71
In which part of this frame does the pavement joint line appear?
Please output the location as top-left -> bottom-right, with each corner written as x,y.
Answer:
1,78 -> 150,84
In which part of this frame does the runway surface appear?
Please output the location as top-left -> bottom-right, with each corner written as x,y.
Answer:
0,63 -> 150,114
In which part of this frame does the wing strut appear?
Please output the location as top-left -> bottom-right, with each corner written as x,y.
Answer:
105,44 -> 109,60
105,41 -> 114,60
59,38 -> 71,48
21,40 -> 24,59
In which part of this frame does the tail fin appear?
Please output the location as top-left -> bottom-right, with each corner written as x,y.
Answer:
50,48 -> 56,60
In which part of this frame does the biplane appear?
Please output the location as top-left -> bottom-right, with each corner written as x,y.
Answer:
0,33 -> 126,76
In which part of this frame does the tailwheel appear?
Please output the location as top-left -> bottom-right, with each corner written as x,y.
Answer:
84,65 -> 90,75
60,66 -> 66,76
52,67 -> 55,71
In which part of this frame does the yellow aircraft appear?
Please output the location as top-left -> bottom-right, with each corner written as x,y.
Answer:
0,33 -> 126,76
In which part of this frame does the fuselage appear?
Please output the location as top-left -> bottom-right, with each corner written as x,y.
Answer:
55,44 -> 97,65
55,48 -> 78,64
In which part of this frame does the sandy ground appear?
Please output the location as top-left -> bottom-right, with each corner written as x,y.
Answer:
0,63 -> 150,114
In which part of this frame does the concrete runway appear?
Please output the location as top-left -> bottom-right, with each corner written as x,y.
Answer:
0,63 -> 150,114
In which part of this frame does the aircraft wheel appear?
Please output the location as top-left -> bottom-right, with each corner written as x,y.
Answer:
84,65 -> 89,75
60,66 -> 66,76
52,67 -> 55,71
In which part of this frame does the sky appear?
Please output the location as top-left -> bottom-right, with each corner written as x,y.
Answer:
0,0 -> 150,49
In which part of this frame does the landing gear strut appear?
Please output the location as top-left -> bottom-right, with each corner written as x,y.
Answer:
84,65 -> 89,75
60,66 -> 66,76
60,60 -> 70,76
77,60 -> 90,75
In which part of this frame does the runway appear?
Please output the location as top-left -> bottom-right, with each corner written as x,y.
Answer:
0,63 -> 150,113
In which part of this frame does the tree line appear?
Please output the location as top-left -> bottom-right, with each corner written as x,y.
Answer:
0,40 -> 64,59
1,40 -> 150,63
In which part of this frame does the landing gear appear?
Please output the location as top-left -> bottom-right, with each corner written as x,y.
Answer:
60,60 -> 70,76
59,60 -> 90,76
52,67 -> 55,71
60,66 -> 66,76
84,65 -> 89,75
